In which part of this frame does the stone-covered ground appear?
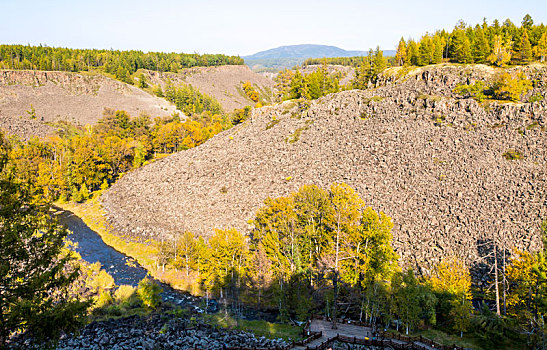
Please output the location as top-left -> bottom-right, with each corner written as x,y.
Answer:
55,313 -> 287,350
103,64 -> 547,280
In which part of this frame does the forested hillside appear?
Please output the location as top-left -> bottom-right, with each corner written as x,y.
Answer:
0,45 -> 244,84
6,108 -> 228,203
301,15 -> 547,90
394,15 -> 546,66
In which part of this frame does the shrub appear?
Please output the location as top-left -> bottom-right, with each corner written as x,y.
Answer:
502,149 -> 522,160
454,81 -> 488,102
94,290 -> 114,309
114,285 -> 137,304
492,72 -> 532,102
529,93 -> 544,103
232,106 -> 253,125
88,267 -> 115,291
137,278 -> 163,309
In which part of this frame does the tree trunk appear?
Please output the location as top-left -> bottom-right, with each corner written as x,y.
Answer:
332,214 -> 341,330
332,269 -> 338,329
502,246 -> 507,316
494,245 -> 501,316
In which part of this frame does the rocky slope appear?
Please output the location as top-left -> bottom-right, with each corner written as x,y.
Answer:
143,65 -> 275,112
9,313 -> 288,350
102,64 -> 546,276
0,70 -> 178,139
0,113 -> 55,140
57,316 -> 287,350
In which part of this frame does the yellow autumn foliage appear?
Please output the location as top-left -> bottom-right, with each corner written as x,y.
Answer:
429,257 -> 472,300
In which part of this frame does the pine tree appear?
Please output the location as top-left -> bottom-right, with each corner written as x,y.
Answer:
352,61 -> 367,90
137,73 -> 148,88
372,46 -> 387,81
0,133 -> 89,348
289,70 -> 309,100
406,40 -> 419,66
395,38 -> 407,66
452,29 -> 473,63
521,14 -> 534,31
520,29 -> 533,63
418,36 -> 434,66
433,35 -> 444,64
472,27 -> 491,63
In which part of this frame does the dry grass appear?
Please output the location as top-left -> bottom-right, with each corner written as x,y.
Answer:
58,195 -> 202,295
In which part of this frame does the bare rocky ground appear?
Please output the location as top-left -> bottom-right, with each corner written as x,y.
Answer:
102,64 -> 546,280
0,113 -> 55,140
0,70 -> 178,139
56,314 -> 287,350
9,311 -> 288,350
143,65 -> 276,111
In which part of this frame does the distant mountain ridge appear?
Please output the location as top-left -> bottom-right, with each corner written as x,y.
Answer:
243,44 -> 395,71
243,44 -> 367,60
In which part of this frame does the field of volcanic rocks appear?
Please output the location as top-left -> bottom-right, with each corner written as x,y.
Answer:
102,64 -> 546,279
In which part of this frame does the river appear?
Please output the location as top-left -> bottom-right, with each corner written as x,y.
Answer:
57,208 -> 278,320
58,209 -> 150,287
56,209 -> 206,309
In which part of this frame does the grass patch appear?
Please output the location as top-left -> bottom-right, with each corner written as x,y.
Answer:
202,314 -> 302,341
432,114 -> 451,127
417,94 -> 442,102
529,93 -> 544,103
489,123 -> 505,129
413,328 -> 484,350
526,121 -> 539,130
502,149 -> 522,160
286,125 -> 309,144
265,118 -> 280,130
363,96 -> 384,104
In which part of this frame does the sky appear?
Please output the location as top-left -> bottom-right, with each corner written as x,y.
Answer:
1,0 -> 547,56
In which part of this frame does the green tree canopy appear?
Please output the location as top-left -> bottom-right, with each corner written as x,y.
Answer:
0,133 -> 89,348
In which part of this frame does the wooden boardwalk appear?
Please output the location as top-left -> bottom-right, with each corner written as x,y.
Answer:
292,318 -> 459,350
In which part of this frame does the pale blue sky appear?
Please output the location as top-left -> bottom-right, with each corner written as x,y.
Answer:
1,0 -> 546,56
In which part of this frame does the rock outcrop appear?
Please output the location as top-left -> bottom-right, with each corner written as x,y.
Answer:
0,70 -> 179,139
102,64 -> 546,277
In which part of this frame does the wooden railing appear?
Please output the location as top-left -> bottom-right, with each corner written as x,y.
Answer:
294,330 -> 322,346
377,331 -> 465,350
303,333 -> 464,350
305,315 -> 466,350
